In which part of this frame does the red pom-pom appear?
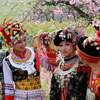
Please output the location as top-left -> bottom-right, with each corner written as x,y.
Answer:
97,30 -> 100,38
19,32 -> 22,35
0,27 -> 5,32
24,29 -> 26,32
86,40 -> 89,44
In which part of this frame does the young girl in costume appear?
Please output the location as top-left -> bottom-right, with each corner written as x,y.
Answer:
0,19 -> 53,100
41,28 -> 91,100
77,29 -> 100,100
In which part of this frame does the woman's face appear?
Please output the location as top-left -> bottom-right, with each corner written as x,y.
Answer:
58,40 -> 75,58
13,36 -> 27,53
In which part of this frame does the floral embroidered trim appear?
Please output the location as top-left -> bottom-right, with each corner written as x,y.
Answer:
15,76 -> 41,90
89,71 -> 100,96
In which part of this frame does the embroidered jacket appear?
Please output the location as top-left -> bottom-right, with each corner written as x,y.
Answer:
3,47 -> 52,100
50,61 -> 91,100
86,71 -> 100,100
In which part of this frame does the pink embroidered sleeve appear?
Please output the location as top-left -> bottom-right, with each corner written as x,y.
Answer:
37,48 -> 53,71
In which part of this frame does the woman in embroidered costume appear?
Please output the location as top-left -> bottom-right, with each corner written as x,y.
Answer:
40,28 -> 91,100
77,29 -> 100,100
0,19 -> 53,100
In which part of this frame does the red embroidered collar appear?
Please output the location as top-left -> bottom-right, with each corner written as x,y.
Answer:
13,48 -> 27,58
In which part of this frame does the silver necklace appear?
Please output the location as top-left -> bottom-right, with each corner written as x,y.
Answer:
54,59 -> 79,88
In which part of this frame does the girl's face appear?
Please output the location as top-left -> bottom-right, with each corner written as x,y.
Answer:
58,40 -> 75,58
13,36 -> 27,54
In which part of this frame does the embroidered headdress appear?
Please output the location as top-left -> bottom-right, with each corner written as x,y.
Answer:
53,28 -> 80,46
77,28 -> 100,62
39,33 -> 51,45
0,19 -> 28,46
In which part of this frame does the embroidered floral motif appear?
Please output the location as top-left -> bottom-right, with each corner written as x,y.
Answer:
15,76 -> 41,90
89,71 -> 100,98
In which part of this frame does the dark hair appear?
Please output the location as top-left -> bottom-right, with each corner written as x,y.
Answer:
77,36 -> 100,57
54,29 -> 78,46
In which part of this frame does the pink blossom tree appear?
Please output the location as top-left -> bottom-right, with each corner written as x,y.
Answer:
15,0 -> 100,30
0,0 -> 100,30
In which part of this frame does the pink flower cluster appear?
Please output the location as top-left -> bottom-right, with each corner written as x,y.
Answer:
89,2 -> 98,16
54,8 -> 63,15
50,25 -> 55,29
69,0 -> 82,5
92,19 -> 100,27
35,21 -> 45,25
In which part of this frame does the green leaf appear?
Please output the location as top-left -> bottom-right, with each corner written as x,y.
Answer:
77,17 -> 83,22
